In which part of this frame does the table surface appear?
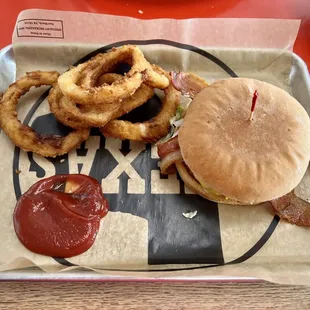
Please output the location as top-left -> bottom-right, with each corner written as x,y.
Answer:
1,0 -> 310,307
1,281 -> 310,309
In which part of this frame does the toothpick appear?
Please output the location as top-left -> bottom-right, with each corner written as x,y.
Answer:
249,90 -> 259,121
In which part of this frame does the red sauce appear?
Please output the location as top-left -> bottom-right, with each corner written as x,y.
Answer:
13,174 -> 108,258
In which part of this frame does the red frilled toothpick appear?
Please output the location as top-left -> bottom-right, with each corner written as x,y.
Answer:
249,90 -> 259,121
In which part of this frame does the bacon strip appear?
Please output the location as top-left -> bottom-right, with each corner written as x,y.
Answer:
170,72 -> 209,98
157,137 -> 182,174
270,191 -> 310,226
157,136 -> 179,159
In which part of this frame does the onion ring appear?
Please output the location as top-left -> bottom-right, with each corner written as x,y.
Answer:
175,162 -> 242,205
101,77 -> 180,142
95,74 -> 155,120
96,73 -> 123,86
49,70 -> 119,128
270,191 -> 310,226
57,45 -> 169,105
49,74 -> 155,129
48,83 -> 86,129
0,71 -> 90,157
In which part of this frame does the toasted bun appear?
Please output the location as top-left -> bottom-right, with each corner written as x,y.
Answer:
178,78 -> 310,204
175,162 -> 242,205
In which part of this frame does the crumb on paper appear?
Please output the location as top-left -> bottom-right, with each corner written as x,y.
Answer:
60,159 -> 65,163
182,210 -> 198,219
15,169 -> 21,175
138,10 -> 143,14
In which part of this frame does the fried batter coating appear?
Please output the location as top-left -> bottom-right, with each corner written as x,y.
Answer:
0,71 -> 89,157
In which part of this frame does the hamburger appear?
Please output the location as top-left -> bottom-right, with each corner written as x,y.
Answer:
157,77 -> 310,205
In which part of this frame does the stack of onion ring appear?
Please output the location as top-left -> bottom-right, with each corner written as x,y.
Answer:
101,73 -> 180,142
57,45 -> 169,105
0,45 -> 180,157
49,74 -> 155,129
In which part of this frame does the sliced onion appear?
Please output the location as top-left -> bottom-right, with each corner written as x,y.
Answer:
171,128 -> 180,139
159,150 -> 183,174
173,119 -> 183,128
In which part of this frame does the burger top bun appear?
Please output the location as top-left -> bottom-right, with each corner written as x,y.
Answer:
178,78 -> 310,204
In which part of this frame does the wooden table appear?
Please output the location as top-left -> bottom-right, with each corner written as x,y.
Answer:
1,281 -> 310,309
1,1 -> 310,308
